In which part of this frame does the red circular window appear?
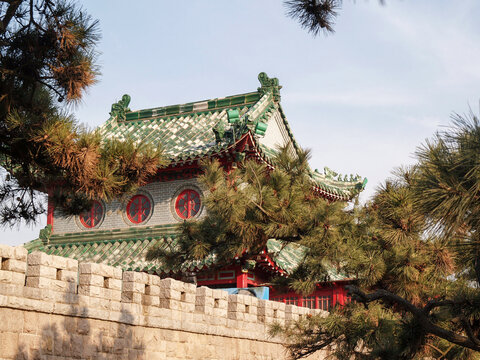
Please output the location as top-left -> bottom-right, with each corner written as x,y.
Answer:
175,189 -> 201,219
127,194 -> 151,224
80,201 -> 104,228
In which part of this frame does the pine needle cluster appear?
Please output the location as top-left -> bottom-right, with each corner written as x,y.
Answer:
149,114 -> 480,358
277,114 -> 480,359
0,1 -> 166,225
147,146 -> 351,282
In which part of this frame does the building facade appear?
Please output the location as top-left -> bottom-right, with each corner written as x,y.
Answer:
26,73 -> 367,311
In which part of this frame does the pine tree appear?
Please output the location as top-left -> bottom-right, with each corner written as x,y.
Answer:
283,0 -> 385,36
147,146 -> 351,286
273,114 -> 480,359
0,1 -> 165,226
149,114 -> 480,359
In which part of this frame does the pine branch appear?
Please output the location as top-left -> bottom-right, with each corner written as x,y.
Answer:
346,285 -> 480,352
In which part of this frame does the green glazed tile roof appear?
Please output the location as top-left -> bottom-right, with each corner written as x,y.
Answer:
99,91 -> 267,163
266,239 -> 348,281
24,226 -> 347,281
99,72 -> 366,200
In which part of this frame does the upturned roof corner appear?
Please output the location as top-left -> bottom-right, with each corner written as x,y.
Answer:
257,72 -> 282,102
109,94 -> 131,121
98,73 -> 365,201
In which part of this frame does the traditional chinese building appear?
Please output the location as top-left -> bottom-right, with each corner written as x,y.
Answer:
26,73 -> 367,311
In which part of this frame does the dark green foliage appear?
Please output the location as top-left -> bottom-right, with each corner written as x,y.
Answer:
149,113 -> 480,359
283,0 -> 385,36
147,146 -> 350,283
0,0 -> 165,226
277,114 -> 480,359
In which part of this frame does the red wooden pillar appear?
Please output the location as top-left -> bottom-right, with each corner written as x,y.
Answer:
47,189 -> 54,228
236,270 -> 248,288
333,283 -> 345,307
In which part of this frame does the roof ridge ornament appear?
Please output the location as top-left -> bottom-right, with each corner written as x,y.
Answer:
257,72 -> 282,102
110,94 -> 131,121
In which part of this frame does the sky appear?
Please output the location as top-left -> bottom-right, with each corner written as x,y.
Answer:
2,0 -> 480,246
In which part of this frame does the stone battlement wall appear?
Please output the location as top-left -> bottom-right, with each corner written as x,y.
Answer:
0,244 -> 326,359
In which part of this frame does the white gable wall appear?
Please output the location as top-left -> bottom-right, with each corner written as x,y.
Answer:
258,108 -> 291,151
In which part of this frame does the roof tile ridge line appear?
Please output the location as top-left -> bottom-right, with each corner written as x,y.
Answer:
276,103 -> 303,158
242,92 -> 273,124
126,91 -> 260,116
48,224 -> 181,242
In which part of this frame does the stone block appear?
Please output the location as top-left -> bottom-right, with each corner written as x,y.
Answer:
228,294 -> 246,312
66,258 -> 79,271
22,297 -> 54,313
212,307 -> 228,318
122,291 -> 142,304
104,277 -> 122,290
196,286 -> 213,298
78,284 -> 102,297
108,288 -> 122,301
0,283 -> 23,297
79,273 -> 104,287
26,276 -> 51,289
160,286 -> 181,301
11,271 -> 25,285
27,251 -> 54,266
160,277 -> 184,292
0,332 -> 19,358
79,262 -> 119,278
50,278 -> 74,292
0,270 -> 13,284
180,301 -> 195,312
123,281 -> 146,293
285,304 -> 299,322
110,300 -> 121,312
145,284 -> 160,296
159,298 -> 181,310
23,311 -> 39,334
26,264 -> 57,279
0,244 -> 15,259
146,273 -> 161,286
143,294 -> 160,307
57,269 -> 77,282
2,258 -> 26,273
123,271 -> 148,283
14,246 -> 28,261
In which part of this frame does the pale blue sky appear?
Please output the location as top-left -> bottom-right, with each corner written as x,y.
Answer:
2,0 -> 480,245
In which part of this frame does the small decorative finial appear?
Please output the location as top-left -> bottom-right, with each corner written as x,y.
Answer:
110,94 -> 131,121
257,72 -> 282,102
39,224 -> 52,244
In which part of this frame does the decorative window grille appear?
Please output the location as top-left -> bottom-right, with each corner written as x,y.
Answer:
126,194 -> 151,224
80,201 -> 104,228
175,189 -> 201,219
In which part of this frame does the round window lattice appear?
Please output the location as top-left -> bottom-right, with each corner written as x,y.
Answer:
126,194 -> 152,224
175,189 -> 201,219
80,201 -> 104,228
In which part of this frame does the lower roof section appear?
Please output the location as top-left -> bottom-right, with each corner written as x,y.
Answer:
24,224 -> 348,281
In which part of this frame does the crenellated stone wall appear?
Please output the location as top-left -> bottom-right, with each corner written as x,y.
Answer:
0,244 -> 327,359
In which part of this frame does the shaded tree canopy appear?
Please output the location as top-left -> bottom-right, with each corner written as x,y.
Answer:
147,146 -> 352,289
149,112 -> 480,359
272,113 -> 480,359
0,0 -> 165,226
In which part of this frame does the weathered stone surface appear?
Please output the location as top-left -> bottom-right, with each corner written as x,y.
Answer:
0,245 -> 326,360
